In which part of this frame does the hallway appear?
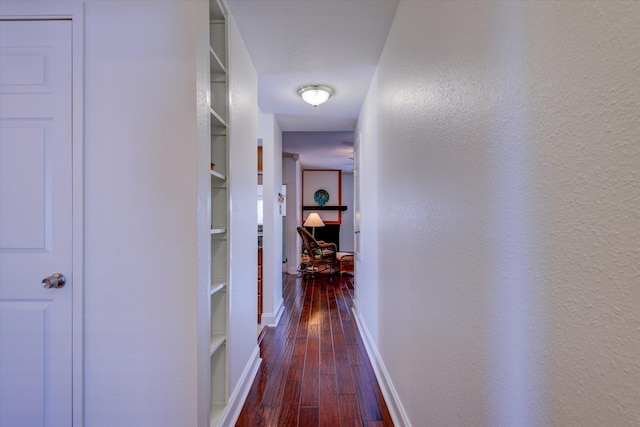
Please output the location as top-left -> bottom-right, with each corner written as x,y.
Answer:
236,274 -> 393,426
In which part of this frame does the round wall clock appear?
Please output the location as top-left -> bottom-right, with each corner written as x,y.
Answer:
313,189 -> 330,206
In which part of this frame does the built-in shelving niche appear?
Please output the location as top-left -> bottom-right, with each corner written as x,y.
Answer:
208,0 -> 229,425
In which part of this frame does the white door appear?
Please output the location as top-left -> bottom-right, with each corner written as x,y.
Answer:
0,20 -> 73,426
353,135 -> 361,258
353,134 -> 361,307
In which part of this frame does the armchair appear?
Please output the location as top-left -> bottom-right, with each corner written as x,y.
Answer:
297,226 -> 337,276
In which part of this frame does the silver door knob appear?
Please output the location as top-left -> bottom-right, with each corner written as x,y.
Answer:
42,273 -> 66,289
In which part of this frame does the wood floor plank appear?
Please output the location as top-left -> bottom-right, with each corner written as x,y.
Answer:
261,338 -> 294,407
235,367 -> 267,426
310,281 -> 321,325
335,285 -> 352,323
299,406 -> 319,426
363,349 -> 379,383
320,348 -> 336,376
236,274 -> 393,427
253,406 -> 279,427
320,286 -> 331,334
293,337 -> 307,358
319,374 -> 340,426
347,343 -> 367,366
308,323 -> 320,340
297,304 -> 311,339
332,331 -> 356,395
300,337 -> 320,406
278,354 -> 304,426
342,318 -> 358,344
372,379 -> 394,426
339,394 -> 364,427
351,363 -> 382,421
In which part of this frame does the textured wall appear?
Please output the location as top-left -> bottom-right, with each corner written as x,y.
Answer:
357,1 -> 639,425
526,2 -> 640,424
372,2 -> 504,423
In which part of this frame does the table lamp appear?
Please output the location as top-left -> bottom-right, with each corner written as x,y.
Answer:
303,212 -> 324,238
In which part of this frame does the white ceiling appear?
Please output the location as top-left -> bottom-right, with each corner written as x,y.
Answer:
226,0 -> 399,171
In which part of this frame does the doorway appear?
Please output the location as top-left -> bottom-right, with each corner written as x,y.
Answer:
0,8 -> 84,425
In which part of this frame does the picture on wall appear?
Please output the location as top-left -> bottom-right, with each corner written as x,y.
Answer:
302,169 -> 342,224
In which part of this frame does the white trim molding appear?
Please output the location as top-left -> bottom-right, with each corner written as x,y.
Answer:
218,346 -> 261,427
260,297 -> 284,327
352,307 -> 411,427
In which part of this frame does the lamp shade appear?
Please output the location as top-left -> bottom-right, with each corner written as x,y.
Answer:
303,212 -> 325,227
298,85 -> 333,107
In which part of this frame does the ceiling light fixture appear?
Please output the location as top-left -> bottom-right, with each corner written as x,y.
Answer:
298,85 -> 334,107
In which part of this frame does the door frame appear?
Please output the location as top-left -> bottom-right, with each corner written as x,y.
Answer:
353,133 -> 361,310
1,2 -> 85,425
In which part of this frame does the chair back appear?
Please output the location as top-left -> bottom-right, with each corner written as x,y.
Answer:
297,226 -> 319,254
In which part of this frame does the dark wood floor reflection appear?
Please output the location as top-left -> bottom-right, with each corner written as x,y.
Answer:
236,273 -> 393,427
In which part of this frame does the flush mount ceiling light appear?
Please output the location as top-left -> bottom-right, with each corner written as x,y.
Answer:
298,85 -> 334,107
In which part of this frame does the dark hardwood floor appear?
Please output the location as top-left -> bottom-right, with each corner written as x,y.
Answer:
236,273 -> 394,427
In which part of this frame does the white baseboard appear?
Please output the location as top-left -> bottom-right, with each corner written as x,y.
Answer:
260,298 -> 284,327
217,346 -> 261,427
352,307 -> 412,427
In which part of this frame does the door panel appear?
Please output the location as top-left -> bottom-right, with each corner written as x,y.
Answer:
0,20 -> 73,427
1,125 -> 48,249
0,301 -> 52,425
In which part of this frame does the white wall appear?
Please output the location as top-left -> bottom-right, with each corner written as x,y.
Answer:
258,112 -> 284,325
355,71 -> 381,351
340,172 -> 354,252
84,2 -> 201,425
226,10 -> 259,405
282,155 -> 302,274
356,1 -> 640,426
526,2 -> 640,424
83,2 -> 259,426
